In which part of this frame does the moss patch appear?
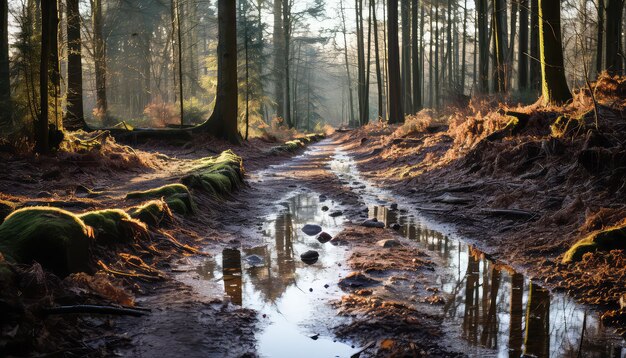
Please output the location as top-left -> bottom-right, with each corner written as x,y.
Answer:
562,225 -> 626,263
129,200 -> 176,227
0,207 -> 94,276
79,209 -> 148,244
126,183 -> 196,213
0,200 -> 16,222
269,133 -> 325,154
181,150 -> 245,196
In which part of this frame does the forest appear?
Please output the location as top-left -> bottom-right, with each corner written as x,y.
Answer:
0,0 -> 625,356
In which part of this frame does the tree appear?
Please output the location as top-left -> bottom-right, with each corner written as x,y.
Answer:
91,0 -> 108,124
401,0 -> 412,113
596,0 -> 605,75
538,0 -> 572,105
273,0 -> 284,120
492,0 -> 507,92
36,0 -> 58,153
529,0 -> 540,89
194,0 -> 240,144
518,0 -> 529,90
372,0 -> 384,119
65,0 -> 86,130
0,0 -> 10,126
388,0 -> 403,123
476,0 -> 489,93
411,0 -> 421,111
604,0 -> 624,75
339,1 -> 355,124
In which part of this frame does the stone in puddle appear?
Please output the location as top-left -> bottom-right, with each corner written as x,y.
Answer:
361,218 -> 385,228
244,254 -> 264,266
302,224 -> 322,236
390,203 -> 398,210
377,239 -> 401,248
316,232 -> 332,243
300,250 -> 319,264
329,210 -> 343,217
321,206 -> 329,211
389,223 -> 401,230
338,272 -> 381,289
319,195 -> 327,202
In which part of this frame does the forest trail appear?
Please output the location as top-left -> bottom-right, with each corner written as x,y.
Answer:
116,138 -> 623,357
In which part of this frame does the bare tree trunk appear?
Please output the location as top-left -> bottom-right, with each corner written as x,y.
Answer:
508,0 -> 518,89
434,5 -> 440,108
372,0 -> 384,119
518,0 -> 529,90
273,0 -> 284,119
539,0 -> 572,105
340,1 -> 356,124
529,0 -> 540,89
429,4 -> 434,106
0,0 -> 10,126
92,0 -> 107,124
411,0 -> 421,111
401,0 -> 412,113
387,0 -> 403,123
36,0 -> 55,153
604,0 -> 624,75
596,0 -> 605,75
356,0 -> 366,125
446,0 -> 453,90
461,0 -> 467,93
282,0 -> 292,127
194,0 -> 240,143
476,0 -> 489,93
493,0 -> 507,92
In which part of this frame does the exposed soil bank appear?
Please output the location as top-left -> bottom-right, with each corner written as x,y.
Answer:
334,75 -> 626,335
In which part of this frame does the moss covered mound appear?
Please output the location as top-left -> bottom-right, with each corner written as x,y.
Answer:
79,209 -> 148,244
269,133 -> 325,154
0,207 -> 94,276
181,150 -> 245,196
126,183 -> 196,214
0,200 -> 16,222
129,200 -> 176,227
562,225 -> 626,263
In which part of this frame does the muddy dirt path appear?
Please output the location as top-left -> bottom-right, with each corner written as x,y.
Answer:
117,138 -> 625,357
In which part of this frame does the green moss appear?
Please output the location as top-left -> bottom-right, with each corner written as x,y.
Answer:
181,150 -> 245,197
125,183 -> 191,200
0,200 -> 16,222
129,200 -> 177,227
0,207 -> 93,276
79,209 -> 147,243
562,225 -> 626,263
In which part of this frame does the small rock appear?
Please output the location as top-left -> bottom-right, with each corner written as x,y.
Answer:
316,232 -> 332,243
389,223 -> 401,230
324,284 -> 329,289
329,210 -> 343,217
302,224 -> 322,236
390,203 -> 398,210
244,254 -> 264,266
339,272 -> 381,288
309,288 -> 313,292
377,239 -> 401,248
361,218 -> 385,228
321,206 -> 329,211
319,195 -> 327,202
300,250 -> 319,264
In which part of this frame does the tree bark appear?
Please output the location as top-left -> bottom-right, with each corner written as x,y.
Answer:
282,0 -> 292,127
340,1 -> 355,124
539,0 -> 572,105
92,0 -> 107,124
529,0 -> 540,90
596,0 -> 605,75
518,0 -> 529,90
372,0 -> 384,119
411,0 -> 421,111
461,0 -> 467,93
387,0 -> 403,123
194,0 -> 240,143
434,5 -> 440,107
36,0 -> 55,153
401,0 -> 412,113
604,0 -> 624,75
493,0 -> 507,92
65,0 -> 86,130
476,0 -> 489,93
273,0 -> 284,120
0,0 -> 10,126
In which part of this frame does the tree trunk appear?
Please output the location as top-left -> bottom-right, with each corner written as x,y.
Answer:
461,0 -> 467,93
282,0 -> 292,127
529,0 -> 540,89
604,0 -> 624,75
429,4 -> 434,106
0,0 -> 10,126
65,0 -> 85,130
434,5 -> 440,107
508,0 -> 517,89
372,0 -> 384,119
340,1 -> 356,124
36,0 -> 55,153
493,0 -> 507,92
446,0 -> 453,90
194,0 -> 240,143
273,0 -> 284,120
476,0 -> 489,93
92,0 -> 107,124
356,0 -> 366,125
539,0 -> 572,105
387,0 -> 403,123
411,0 -> 421,111
596,0 -> 605,75
401,0 -> 412,113
518,0 -> 529,90
175,0 -> 184,126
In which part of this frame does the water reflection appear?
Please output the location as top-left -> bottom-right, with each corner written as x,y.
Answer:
222,248 -> 242,306
368,204 -> 625,357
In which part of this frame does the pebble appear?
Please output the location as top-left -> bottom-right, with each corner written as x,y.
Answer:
301,224 -> 323,236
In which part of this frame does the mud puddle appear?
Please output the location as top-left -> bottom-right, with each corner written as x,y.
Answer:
331,150 -> 626,357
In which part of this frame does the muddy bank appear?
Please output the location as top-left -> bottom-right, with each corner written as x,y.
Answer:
334,75 -> 626,333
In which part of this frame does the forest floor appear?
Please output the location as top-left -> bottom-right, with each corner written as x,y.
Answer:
1,76 -> 626,358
